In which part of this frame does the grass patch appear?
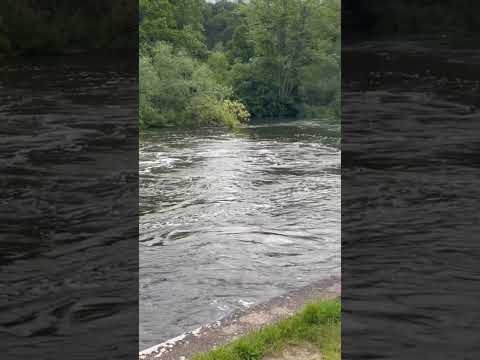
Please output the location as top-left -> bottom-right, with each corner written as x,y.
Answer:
193,298 -> 340,360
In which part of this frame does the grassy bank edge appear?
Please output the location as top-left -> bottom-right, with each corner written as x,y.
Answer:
192,298 -> 341,360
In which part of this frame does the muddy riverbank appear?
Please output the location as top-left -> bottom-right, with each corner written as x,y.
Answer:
139,275 -> 340,360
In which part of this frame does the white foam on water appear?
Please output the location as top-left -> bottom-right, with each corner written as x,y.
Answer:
238,299 -> 255,308
139,332 -> 187,358
139,325 -> 204,358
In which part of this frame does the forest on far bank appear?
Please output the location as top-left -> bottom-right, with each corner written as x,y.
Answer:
139,0 -> 340,129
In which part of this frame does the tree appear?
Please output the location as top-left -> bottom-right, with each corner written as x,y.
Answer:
140,0 -> 207,57
228,0 -> 340,119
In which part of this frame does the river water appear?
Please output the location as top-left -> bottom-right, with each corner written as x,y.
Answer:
1,57 -> 138,359
342,42 -> 480,358
139,120 -> 341,349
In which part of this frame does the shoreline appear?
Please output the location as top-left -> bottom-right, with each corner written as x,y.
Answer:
140,275 -> 341,360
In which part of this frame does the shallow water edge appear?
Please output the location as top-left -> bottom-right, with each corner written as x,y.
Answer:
140,275 -> 340,360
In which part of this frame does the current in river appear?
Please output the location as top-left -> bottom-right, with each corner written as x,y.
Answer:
139,120 -> 341,349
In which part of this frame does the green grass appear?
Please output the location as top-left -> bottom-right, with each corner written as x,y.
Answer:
193,298 -> 341,360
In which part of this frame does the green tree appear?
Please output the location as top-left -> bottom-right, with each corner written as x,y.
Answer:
140,42 -> 249,128
140,0 -> 206,57
228,0 -> 340,119
298,0 -> 340,118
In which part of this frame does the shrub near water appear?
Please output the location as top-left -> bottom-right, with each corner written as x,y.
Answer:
193,299 -> 341,360
221,100 -> 251,128
139,42 -> 250,129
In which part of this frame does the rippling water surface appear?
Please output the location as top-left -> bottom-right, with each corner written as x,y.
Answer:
1,57 -> 137,359
342,42 -> 480,358
140,120 -> 340,349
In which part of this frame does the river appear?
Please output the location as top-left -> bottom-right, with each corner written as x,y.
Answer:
1,56 -> 138,359
342,41 -> 480,358
139,120 -> 341,349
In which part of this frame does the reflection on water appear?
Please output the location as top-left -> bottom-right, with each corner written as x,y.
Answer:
140,120 -> 340,349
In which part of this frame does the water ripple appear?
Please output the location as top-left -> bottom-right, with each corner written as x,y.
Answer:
140,122 -> 340,348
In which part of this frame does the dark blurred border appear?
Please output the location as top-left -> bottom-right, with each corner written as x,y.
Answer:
0,2 -> 138,359
0,1 -> 137,56
342,1 -> 480,358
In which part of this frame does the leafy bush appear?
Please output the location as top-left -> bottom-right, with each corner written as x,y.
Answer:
222,100 -> 251,126
140,42 -> 249,129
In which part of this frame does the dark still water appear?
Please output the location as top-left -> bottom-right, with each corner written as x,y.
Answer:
140,120 -> 341,349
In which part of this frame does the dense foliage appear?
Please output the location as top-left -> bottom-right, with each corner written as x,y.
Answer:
140,42 -> 249,128
0,0 -> 136,54
140,0 -> 340,128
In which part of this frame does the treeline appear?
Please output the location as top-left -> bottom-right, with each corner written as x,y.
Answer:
0,0 -> 136,55
140,0 -> 340,129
